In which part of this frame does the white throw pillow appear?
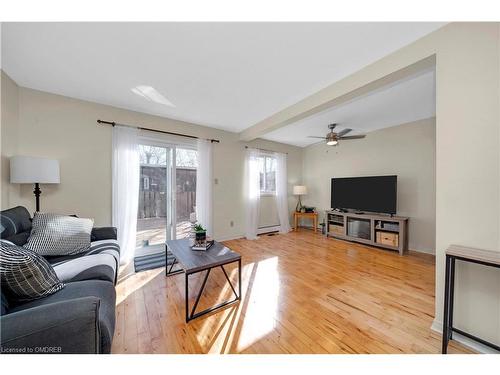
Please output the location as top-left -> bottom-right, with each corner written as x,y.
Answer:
24,213 -> 93,256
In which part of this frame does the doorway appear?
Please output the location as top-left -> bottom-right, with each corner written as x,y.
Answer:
135,141 -> 197,255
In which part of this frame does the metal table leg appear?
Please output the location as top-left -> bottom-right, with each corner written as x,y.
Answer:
185,260 -> 241,322
238,258 -> 242,300
442,254 -> 451,354
185,272 -> 189,323
165,244 -> 183,277
448,257 -> 455,340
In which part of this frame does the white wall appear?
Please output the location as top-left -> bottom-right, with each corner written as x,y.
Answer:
433,23 -> 500,348
0,71 -> 20,208
0,80 -> 303,241
303,118 -> 436,253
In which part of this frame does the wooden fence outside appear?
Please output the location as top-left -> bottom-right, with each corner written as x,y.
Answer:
176,190 -> 196,221
137,168 -> 196,221
138,191 -> 167,218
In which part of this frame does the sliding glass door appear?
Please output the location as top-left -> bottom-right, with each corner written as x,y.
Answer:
136,143 -> 173,252
135,141 -> 197,253
175,148 -> 198,239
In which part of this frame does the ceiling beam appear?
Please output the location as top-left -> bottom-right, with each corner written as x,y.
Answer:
239,43 -> 437,141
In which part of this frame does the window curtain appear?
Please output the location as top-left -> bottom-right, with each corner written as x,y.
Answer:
245,148 -> 261,240
196,139 -> 213,237
112,125 -> 140,265
275,152 -> 291,233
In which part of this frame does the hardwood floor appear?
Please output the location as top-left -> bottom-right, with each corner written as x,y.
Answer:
111,230 -> 473,354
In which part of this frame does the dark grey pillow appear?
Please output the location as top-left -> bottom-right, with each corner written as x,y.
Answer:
0,241 -> 65,301
24,213 -> 93,256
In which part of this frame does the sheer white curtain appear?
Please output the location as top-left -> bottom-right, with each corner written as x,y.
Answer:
112,125 -> 140,265
275,152 -> 291,233
245,148 -> 261,240
196,139 -> 213,237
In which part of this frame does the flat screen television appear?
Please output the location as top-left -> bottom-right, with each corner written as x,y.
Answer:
331,175 -> 397,215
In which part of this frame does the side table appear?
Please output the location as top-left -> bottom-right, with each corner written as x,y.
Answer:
293,211 -> 318,233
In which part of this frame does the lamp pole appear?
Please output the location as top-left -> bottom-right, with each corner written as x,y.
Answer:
33,183 -> 41,212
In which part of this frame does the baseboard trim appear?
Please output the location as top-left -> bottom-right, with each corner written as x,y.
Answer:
410,247 -> 435,255
215,234 -> 244,242
431,319 -> 499,354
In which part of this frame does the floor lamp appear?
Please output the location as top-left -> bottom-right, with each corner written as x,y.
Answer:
10,156 -> 60,212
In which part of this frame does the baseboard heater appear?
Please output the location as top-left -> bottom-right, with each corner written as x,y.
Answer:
257,225 -> 280,235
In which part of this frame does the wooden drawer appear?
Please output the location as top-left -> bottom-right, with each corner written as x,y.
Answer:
330,225 -> 344,236
376,231 -> 399,247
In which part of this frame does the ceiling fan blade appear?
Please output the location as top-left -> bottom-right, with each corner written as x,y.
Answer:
339,135 -> 366,140
336,128 -> 352,137
307,136 -> 327,139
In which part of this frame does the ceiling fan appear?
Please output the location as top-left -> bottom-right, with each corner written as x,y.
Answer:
308,123 -> 366,146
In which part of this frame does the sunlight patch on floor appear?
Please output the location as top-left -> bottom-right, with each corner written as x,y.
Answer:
195,262 -> 254,353
116,267 -> 164,305
236,256 -> 280,352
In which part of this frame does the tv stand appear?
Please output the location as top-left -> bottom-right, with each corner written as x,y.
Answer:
326,210 -> 408,255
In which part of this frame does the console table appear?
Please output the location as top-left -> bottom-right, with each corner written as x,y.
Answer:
326,210 -> 408,255
442,245 -> 500,353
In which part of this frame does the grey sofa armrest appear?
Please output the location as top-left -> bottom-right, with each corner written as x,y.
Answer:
91,227 -> 117,241
0,297 -> 101,354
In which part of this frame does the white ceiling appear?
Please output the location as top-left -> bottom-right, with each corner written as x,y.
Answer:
1,22 -> 443,133
262,69 -> 436,147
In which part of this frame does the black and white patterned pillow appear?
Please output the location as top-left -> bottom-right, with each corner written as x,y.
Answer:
0,241 -> 65,301
24,213 -> 93,256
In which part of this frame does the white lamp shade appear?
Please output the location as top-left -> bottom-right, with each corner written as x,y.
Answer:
10,156 -> 60,184
293,185 -> 307,195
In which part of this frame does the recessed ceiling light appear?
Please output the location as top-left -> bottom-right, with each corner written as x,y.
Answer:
131,85 -> 175,107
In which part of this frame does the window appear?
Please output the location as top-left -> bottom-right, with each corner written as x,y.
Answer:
258,155 -> 276,194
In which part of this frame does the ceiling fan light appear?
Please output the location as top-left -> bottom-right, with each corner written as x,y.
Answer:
326,133 -> 338,146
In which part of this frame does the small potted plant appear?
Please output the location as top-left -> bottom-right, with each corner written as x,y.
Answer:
194,224 -> 207,242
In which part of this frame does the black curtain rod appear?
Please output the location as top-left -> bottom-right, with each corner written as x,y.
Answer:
245,145 -> 288,155
97,119 -> 220,143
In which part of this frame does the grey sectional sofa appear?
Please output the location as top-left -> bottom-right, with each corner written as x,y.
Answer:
0,206 -> 120,354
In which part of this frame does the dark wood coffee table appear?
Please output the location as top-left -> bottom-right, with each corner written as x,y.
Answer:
165,239 -> 241,322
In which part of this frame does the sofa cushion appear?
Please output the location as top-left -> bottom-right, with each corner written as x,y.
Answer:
91,227 -> 118,242
0,241 -> 65,301
1,206 -> 32,242
1,291 -> 9,315
24,212 -> 93,256
10,280 -> 116,354
48,240 -> 120,284
4,231 -> 31,246
52,253 -> 117,284
47,239 -> 120,265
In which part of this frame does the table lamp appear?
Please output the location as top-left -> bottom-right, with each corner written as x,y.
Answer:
293,185 -> 307,212
10,156 -> 60,212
